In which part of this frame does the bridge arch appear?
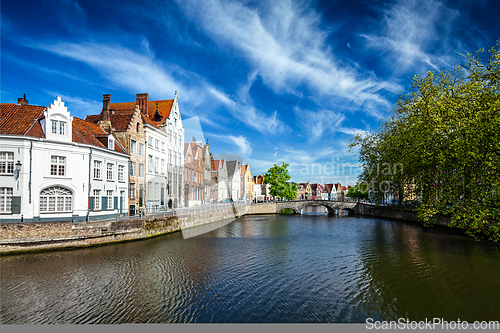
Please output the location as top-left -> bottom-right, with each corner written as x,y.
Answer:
276,200 -> 358,215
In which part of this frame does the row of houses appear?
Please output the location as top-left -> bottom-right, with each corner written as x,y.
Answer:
0,93 -> 258,223
296,182 -> 348,201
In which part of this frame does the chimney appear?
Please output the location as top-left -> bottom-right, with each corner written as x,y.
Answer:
17,93 -> 28,105
102,94 -> 111,121
136,93 -> 149,116
192,136 -> 196,143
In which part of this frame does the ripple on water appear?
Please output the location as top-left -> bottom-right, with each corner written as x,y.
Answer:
1,215 -> 500,323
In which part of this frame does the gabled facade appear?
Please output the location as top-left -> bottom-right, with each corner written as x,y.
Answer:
86,92 -> 184,211
240,164 -> 254,202
202,139 -> 212,204
226,160 -> 241,200
1,96 -> 129,223
323,184 -> 337,200
184,138 -> 204,207
211,159 -> 228,201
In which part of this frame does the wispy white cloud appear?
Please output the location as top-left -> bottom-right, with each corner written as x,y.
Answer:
360,0 -> 460,73
209,133 -> 252,158
25,39 -> 288,134
294,107 -> 368,143
174,0 -> 400,116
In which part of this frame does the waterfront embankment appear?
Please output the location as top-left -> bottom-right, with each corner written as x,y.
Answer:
0,202 -> 452,255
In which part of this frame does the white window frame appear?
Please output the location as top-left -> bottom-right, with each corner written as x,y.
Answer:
59,121 -> 66,135
51,120 -> 57,134
118,165 -> 124,182
148,136 -> 153,147
107,163 -> 113,181
161,159 -> 165,175
107,190 -> 113,210
93,160 -> 102,179
130,161 -> 135,176
130,140 -> 137,154
0,187 -> 13,213
0,152 -> 14,175
50,156 -> 66,176
93,189 -> 101,210
148,155 -> 153,172
139,143 -> 144,156
139,163 -> 144,177
39,186 -> 72,213
155,157 -> 159,174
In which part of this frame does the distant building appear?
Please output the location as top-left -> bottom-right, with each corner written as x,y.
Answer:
226,160 -> 241,200
211,159 -> 228,202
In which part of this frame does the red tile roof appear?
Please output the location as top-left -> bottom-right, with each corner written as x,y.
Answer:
212,160 -> 219,171
110,100 -> 174,125
1,103 -> 126,154
240,164 -> 247,175
0,103 -> 46,137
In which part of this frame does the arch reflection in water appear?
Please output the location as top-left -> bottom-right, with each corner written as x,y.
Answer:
301,205 -> 328,215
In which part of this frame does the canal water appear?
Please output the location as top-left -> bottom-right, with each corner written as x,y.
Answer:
1,214 -> 499,323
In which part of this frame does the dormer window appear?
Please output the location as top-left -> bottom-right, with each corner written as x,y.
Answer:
108,137 -> 114,150
51,120 -> 66,135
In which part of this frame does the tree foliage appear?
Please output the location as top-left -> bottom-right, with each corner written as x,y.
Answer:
349,43 -> 500,241
263,162 -> 297,200
346,183 -> 369,202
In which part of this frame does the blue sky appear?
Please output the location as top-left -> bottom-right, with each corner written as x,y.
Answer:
1,0 -> 499,185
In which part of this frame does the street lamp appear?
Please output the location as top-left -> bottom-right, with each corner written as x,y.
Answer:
13,161 -> 22,181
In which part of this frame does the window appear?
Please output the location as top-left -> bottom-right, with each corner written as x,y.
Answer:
155,157 -> 159,173
108,137 -> 114,150
139,143 -> 144,156
148,155 -> 153,172
51,120 -> 57,134
39,186 -> 72,213
130,140 -> 136,154
161,141 -> 165,152
130,183 -> 135,199
93,160 -> 102,179
148,136 -> 153,147
93,190 -> 101,210
155,139 -> 159,150
107,163 -> 113,180
0,152 -> 14,175
130,162 -> 135,176
139,163 -> 144,177
50,156 -> 66,176
0,188 -> 13,213
59,122 -> 66,135
136,123 -> 140,133
161,159 -> 165,174
118,165 -> 124,181
107,190 -> 113,210
169,150 -> 172,164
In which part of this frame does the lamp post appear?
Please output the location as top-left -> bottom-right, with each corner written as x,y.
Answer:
13,160 -> 22,181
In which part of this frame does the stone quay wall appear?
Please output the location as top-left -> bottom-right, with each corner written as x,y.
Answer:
0,204 -> 251,254
0,202 -> 453,255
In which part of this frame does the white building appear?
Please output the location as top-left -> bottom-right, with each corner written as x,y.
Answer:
211,159 -> 228,202
226,160 -> 241,200
0,96 -> 129,223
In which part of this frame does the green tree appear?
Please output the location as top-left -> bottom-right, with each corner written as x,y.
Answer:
346,183 -> 369,202
263,162 -> 297,201
349,43 -> 500,241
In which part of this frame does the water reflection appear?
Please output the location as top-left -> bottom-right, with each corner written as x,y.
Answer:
301,205 -> 328,215
1,215 -> 499,323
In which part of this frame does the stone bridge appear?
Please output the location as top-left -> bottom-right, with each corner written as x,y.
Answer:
276,200 -> 358,214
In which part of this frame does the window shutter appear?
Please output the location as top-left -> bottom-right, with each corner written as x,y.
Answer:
89,197 -> 94,211
102,196 -> 107,210
12,196 -> 21,214
114,196 -> 118,209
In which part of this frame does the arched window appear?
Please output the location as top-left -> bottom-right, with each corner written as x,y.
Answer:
40,186 -> 73,213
